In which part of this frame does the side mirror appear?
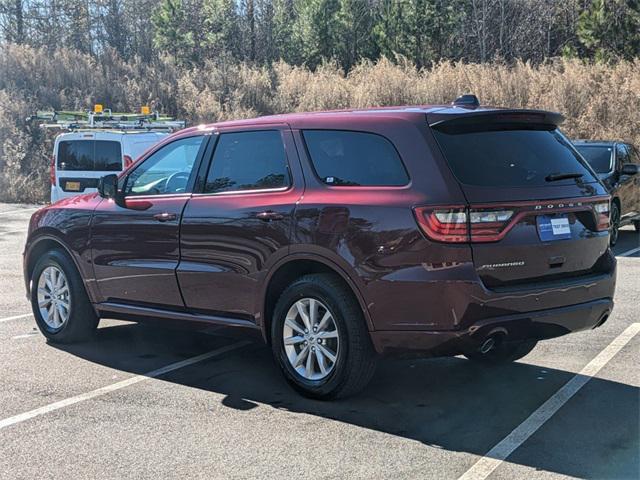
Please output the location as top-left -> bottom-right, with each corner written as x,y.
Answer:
621,163 -> 639,176
98,174 -> 119,199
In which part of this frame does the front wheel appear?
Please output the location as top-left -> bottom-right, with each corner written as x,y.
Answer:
271,273 -> 376,400
30,250 -> 99,343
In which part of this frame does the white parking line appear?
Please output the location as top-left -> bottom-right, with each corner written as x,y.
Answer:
0,340 -> 250,431
458,322 -> 640,480
618,246 -> 640,257
0,313 -> 32,323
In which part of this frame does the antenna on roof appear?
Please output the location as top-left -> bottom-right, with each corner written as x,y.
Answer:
452,94 -> 480,109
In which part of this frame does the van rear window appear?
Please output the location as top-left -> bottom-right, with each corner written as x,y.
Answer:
57,140 -> 122,171
432,127 -> 597,187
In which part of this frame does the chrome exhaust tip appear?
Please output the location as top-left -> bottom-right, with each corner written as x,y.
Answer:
479,336 -> 496,354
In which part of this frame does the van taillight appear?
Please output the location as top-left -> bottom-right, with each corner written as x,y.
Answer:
49,155 -> 56,185
414,206 -> 514,243
123,155 -> 133,169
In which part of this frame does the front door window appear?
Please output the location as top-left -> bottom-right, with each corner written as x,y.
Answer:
125,136 -> 204,196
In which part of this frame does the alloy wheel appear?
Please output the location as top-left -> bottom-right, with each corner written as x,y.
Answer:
282,298 -> 340,381
37,266 -> 71,329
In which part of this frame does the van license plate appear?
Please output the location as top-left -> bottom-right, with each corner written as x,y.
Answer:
65,181 -> 81,191
537,215 -> 571,241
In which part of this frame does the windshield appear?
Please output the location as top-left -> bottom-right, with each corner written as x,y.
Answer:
432,126 -> 597,187
574,145 -> 613,174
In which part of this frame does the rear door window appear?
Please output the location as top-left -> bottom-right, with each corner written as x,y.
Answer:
575,145 -> 613,174
432,127 -> 597,186
302,130 -> 409,186
204,130 -> 290,193
57,140 -> 122,171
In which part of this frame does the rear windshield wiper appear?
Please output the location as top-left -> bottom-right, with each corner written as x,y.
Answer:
545,172 -> 584,182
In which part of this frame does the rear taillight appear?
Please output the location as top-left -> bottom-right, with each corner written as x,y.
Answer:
414,206 -> 468,243
469,208 -> 514,242
415,197 -> 610,243
49,155 -> 56,185
414,207 -> 515,243
593,201 -> 610,231
123,155 -> 133,169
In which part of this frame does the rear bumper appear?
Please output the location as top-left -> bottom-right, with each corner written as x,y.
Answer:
370,297 -> 614,356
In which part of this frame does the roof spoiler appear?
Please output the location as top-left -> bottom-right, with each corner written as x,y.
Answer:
428,109 -> 565,129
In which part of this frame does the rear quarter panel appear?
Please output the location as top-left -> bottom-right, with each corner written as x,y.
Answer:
290,115 -> 474,331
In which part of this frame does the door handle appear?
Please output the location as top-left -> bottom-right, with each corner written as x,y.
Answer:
255,211 -> 284,222
153,212 -> 177,222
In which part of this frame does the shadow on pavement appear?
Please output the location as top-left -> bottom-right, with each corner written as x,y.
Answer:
613,229 -> 640,256
53,322 -> 639,479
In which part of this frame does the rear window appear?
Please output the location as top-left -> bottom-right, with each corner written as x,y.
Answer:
57,140 -> 122,171
575,145 -> 613,173
302,130 -> 409,186
432,127 -> 597,187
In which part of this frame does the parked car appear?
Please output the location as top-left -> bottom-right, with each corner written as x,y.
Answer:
24,98 -> 616,399
573,140 -> 640,245
50,130 -> 169,203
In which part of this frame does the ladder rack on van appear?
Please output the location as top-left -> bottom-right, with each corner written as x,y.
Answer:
28,106 -> 186,132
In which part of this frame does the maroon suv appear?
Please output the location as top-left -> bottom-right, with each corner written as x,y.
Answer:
24,98 -> 616,399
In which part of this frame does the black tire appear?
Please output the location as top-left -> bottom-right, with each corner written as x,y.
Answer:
271,273 -> 377,400
634,220 -> 640,233
30,249 -> 99,343
464,339 -> 537,365
610,202 -> 620,246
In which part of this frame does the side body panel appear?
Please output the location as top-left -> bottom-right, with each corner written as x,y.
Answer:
289,114 -> 474,332
91,195 -> 190,308
178,126 -> 304,324
24,194 -> 103,302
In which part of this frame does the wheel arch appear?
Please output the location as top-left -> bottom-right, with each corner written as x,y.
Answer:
24,235 -> 86,299
260,254 -> 374,344
612,196 -> 621,210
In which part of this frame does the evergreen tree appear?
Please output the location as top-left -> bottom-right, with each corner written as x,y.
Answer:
202,0 -> 241,59
296,0 -> 341,68
338,0 -> 378,69
577,0 -> 640,61
151,0 -> 195,62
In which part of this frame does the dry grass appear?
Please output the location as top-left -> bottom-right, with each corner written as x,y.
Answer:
1,44 -> 639,202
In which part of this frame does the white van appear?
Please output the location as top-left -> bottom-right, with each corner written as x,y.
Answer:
50,130 -> 168,203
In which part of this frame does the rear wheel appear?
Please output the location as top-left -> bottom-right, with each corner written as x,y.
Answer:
271,273 -> 376,399
464,338 -> 537,365
610,202 -> 620,246
31,250 -> 99,343
634,220 -> 640,233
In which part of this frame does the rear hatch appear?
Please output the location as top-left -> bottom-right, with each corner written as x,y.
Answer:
424,109 -> 611,288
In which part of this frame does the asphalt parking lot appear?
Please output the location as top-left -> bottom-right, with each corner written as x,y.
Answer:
0,202 -> 638,480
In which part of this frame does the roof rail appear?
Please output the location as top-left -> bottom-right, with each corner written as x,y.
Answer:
27,106 -> 186,132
